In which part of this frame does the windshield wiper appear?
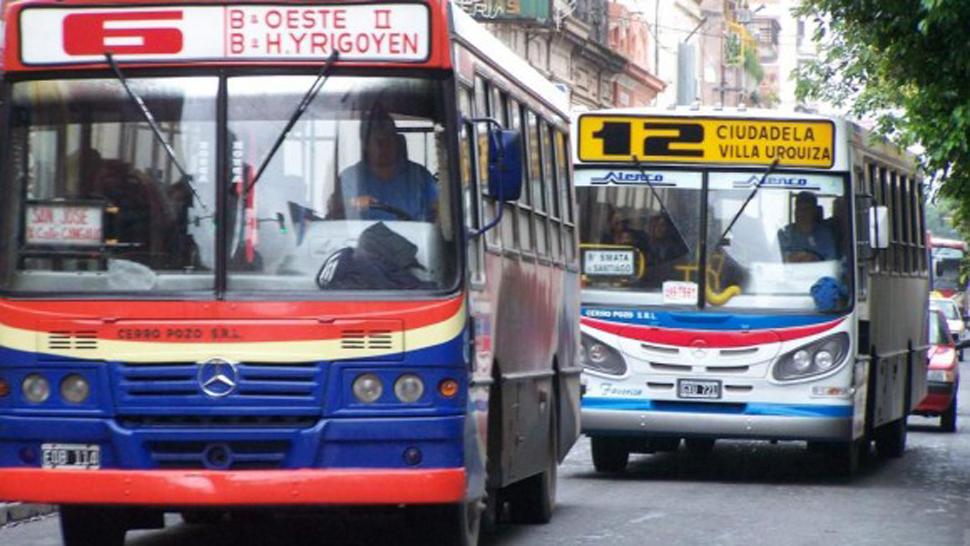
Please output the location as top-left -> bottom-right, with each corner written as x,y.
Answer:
105,53 -> 208,213
631,156 -> 690,251
715,158 -> 780,245
245,50 -> 340,195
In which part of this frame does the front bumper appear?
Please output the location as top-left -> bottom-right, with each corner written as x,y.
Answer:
0,467 -> 466,506
914,381 -> 957,414
582,399 -> 852,441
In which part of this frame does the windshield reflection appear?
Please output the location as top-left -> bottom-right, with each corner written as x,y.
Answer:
578,169 -> 852,313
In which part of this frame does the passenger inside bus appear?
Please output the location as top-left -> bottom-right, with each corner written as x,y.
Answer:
644,212 -> 689,265
778,191 -> 838,262
335,105 -> 438,222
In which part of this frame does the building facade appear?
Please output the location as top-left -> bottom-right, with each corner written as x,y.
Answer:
457,0 -> 664,109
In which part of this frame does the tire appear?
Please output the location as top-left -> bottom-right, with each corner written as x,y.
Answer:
684,438 -> 716,454
181,510 -> 226,525
413,501 -> 482,546
59,506 -> 127,546
591,437 -> 629,473
811,440 -> 862,477
942,395 -> 958,433
875,416 -> 908,458
506,402 -> 557,524
834,440 -> 862,477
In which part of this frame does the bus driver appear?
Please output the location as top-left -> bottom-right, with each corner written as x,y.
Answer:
336,105 -> 438,222
778,191 -> 838,262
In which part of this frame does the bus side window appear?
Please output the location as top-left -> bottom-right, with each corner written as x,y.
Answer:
878,166 -> 890,272
547,121 -> 562,263
517,102 -> 535,254
474,76 -> 500,248
556,131 -> 576,265
916,181 -> 927,272
527,110 -> 547,257
459,84 -> 484,283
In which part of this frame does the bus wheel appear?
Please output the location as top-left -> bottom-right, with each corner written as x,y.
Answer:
181,510 -> 226,525
59,506 -> 127,546
506,404 -> 557,524
941,396 -> 958,433
875,417 -> 908,458
834,440 -> 862,477
684,438 -> 716,454
591,437 -> 629,473
414,501 -> 482,546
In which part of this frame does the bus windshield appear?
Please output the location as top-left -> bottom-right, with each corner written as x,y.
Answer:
932,246 -> 964,291
578,170 -> 851,313
1,75 -> 458,295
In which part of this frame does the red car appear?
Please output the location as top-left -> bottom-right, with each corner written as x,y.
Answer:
914,309 -> 967,432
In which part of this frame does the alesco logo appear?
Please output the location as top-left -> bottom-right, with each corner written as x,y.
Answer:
590,172 -> 669,185
732,175 -> 816,189
197,358 -> 240,398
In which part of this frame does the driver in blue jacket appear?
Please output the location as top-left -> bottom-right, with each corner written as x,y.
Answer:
337,105 -> 438,222
778,191 -> 838,262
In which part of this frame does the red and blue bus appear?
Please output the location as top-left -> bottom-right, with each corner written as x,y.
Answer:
0,2 -> 580,544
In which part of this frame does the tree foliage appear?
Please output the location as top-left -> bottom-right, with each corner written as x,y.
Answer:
795,0 -> 970,236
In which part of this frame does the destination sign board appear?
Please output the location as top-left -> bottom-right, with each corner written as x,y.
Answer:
578,115 -> 835,168
19,4 -> 430,65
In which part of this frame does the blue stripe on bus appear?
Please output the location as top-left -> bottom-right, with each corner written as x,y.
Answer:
581,307 -> 845,331
581,396 -> 853,418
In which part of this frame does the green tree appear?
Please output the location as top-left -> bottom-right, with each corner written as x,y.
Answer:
795,1 -> 970,237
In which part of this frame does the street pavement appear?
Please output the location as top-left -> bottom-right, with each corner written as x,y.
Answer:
4,365 -> 970,546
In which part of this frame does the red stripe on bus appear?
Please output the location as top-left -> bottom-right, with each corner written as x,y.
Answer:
0,468 -> 467,506
0,296 -> 463,343
581,317 -> 844,348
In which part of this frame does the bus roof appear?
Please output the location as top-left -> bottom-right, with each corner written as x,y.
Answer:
450,6 -> 569,118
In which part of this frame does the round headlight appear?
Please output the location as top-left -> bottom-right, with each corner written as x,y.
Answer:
352,373 -> 383,403
60,374 -> 91,404
814,350 -> 834,371
792,350 -> 812,372
589,344 -> 610,364
22,374 -> 50,403
394,374 -> 425,403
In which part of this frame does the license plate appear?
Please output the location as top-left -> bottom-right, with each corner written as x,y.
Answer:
41,443 -> 100,469
677,379 -> 721,400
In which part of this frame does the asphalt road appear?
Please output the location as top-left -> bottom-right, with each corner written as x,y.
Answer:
5,366 -> 970,546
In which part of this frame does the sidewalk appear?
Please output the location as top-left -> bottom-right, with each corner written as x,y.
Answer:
0,503 -> 56,526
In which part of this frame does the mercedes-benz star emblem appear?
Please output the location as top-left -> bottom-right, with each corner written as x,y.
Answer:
197,358 -> 239,398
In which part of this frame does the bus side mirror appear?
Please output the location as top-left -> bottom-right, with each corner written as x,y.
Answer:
935,260 -> 945,278
869,205 -> 889,250
488,129 -> 523,202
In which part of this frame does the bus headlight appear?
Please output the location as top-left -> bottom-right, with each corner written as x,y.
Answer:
792,350 -> 812,372
394,374 -> 425,403
352,374 -> 384,403
60,374 -> 91,404
773,334 -> 849,382
580,333 -> 626,376
22,374 -> 51,403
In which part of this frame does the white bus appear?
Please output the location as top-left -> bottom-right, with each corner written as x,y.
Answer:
573,107 -> 928,475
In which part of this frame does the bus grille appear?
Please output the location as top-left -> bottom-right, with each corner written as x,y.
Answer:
114,362 -> 324,406
147,440 -> 290,470
118,415 -> 318,429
